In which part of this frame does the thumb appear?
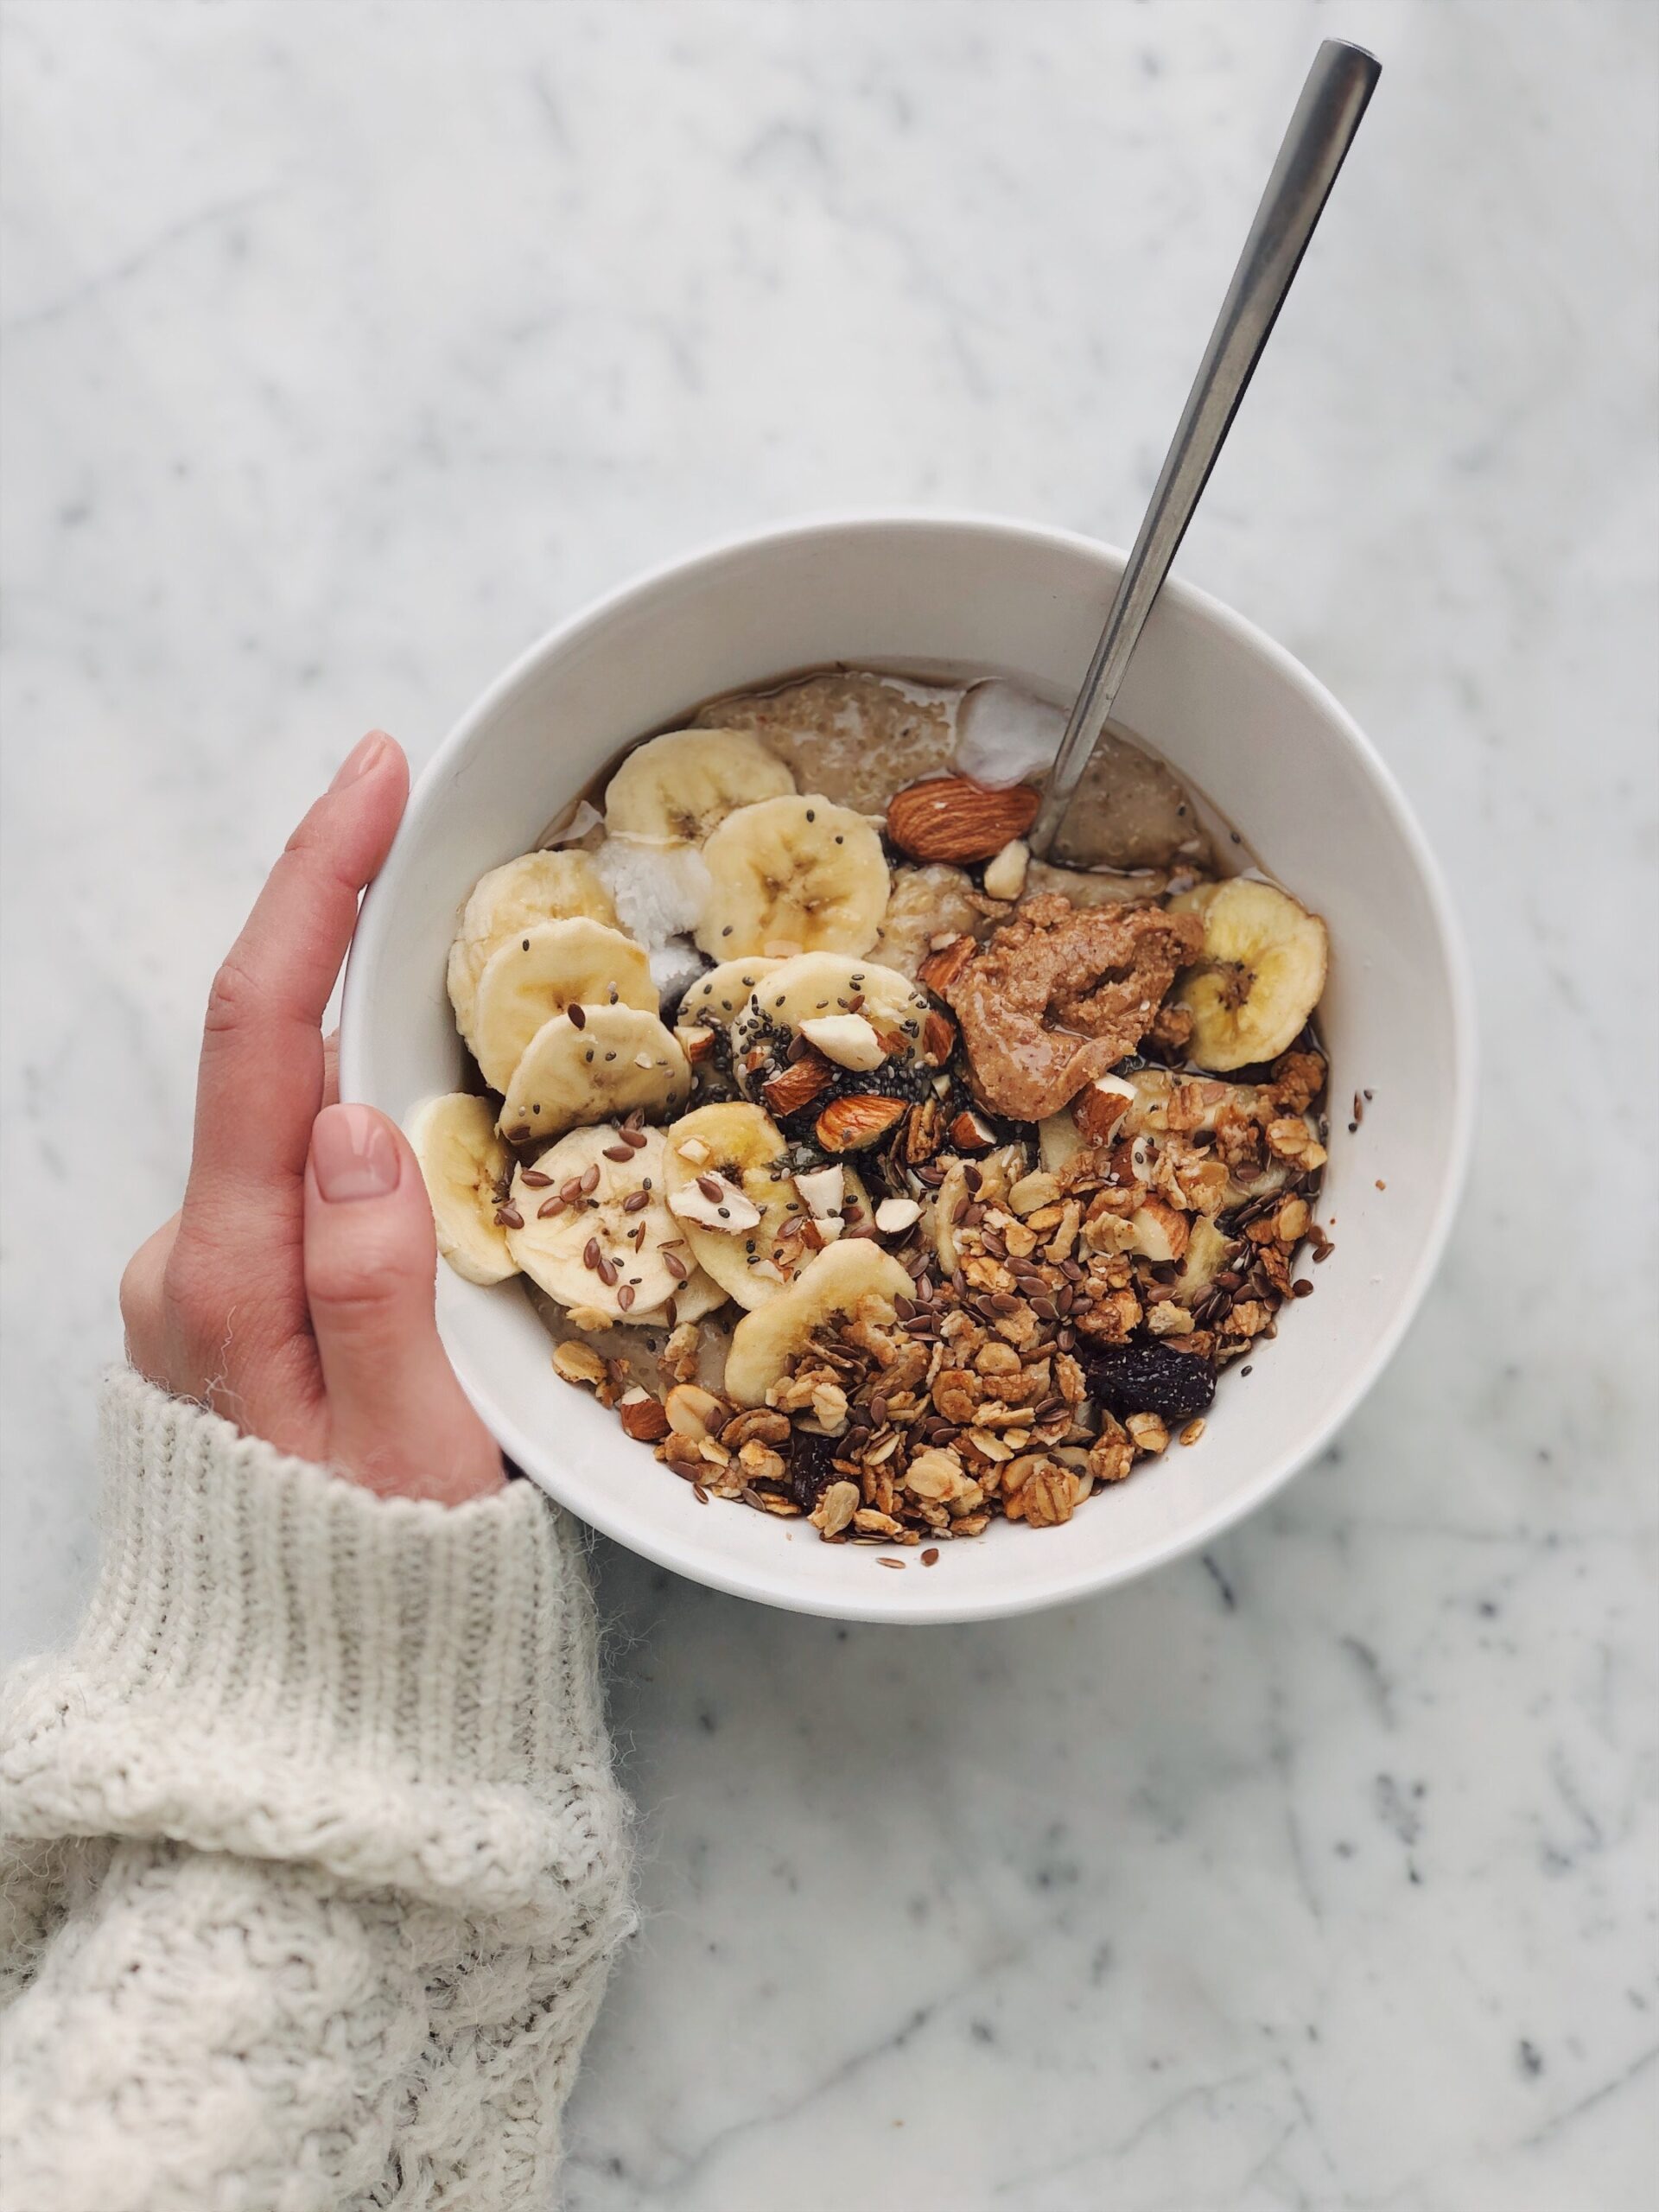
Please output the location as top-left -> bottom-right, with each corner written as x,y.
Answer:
303,1103 -> 504,1503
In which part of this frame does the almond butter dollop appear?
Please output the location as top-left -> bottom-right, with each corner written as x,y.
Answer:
945,894 -> 1205,1120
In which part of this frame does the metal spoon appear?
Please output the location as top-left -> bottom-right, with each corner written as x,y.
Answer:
1027,39 -> 1381,861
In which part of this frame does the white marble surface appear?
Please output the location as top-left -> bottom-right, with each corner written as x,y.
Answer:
3,3 -> 1655,2204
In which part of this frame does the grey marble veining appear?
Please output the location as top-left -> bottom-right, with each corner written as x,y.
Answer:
3,3 -> 1654,2206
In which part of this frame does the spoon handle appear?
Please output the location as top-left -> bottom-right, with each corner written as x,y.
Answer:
1027,39 -> 1381,860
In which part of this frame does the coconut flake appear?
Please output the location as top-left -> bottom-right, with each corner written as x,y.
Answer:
874,1196 -> 922,1235
594,836 -> 711,956
667,1177 -> 762,1234
544,798 -> 604,847
650,938 -> 708,1012
793,1164 -> 846,1218
799,1013 -> 886,1071
953,681 -> 1066,788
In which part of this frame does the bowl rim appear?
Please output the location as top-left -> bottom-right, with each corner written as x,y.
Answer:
341,508 -> 1478,1623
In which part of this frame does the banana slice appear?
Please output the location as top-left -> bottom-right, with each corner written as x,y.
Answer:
1174,878 -> 1328,1071
505,1125 -> 679,1318
470,918 -> 656,1094
694,795 -> 890,960
668,1263 -> 729,1325
1038,1112 -> 1084,1177
661,1101 -> 811,1310
407,1093 -> 520,1286
604,728 -> 796,844
678,957 -> 784,1029
1171,1215 -> 1239,1308
447,850 -> 618,1045
724,1239 -> 916,1407
729,952 -> 932,1098
729,950 -> 929,1061
499,1004 -> 690,1141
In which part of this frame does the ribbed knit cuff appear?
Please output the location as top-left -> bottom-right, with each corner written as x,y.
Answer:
1,1373 -> 631,1924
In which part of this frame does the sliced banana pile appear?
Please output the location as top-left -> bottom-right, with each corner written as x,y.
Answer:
1172,878 -> 1328,1071
696,795 -> 890,959
725,1239 -> 916,1407
446,849 -> 618,1042
468,918 -> 657,1093
435,828 -> 689,1154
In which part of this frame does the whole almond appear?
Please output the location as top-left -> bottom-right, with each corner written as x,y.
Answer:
887,776 -> 1039,864
815,1094 -> 909,1154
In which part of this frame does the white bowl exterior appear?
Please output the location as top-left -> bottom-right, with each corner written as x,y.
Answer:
341,515 -> 1473,1624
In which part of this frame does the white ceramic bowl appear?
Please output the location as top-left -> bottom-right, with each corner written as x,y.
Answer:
340,514 -> 1474,1624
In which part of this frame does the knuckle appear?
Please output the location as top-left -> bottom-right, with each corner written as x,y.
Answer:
306,1243 -> 427,1330
203,951 -> 261,1038
161,1236 -> 222,1335
278,824 -> 358,905
118,1249 -> 158,1334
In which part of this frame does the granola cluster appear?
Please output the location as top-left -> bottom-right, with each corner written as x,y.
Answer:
553,1033 -> 1330,1549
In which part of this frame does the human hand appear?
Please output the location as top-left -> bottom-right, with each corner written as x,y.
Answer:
120,732 -> 503,1503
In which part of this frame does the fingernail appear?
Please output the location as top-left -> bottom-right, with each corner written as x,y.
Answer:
330,731 -> 391,791
312,1103 -> 402,1202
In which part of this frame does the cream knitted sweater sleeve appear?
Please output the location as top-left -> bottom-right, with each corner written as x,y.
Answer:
0,1370 -> 634,2212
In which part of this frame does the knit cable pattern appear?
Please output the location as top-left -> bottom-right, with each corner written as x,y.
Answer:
0,1371 -> 634,2212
